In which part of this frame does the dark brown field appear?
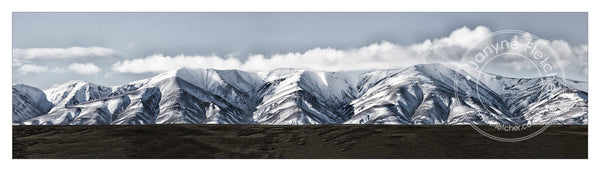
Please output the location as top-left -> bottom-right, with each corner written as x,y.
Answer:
13,125 -> 587,159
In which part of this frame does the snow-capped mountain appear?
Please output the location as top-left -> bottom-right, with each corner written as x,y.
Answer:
44,81 -> 113,113
12,84 -> 54,124
253,69 -> 358,124
13,63 -> 588,125
346,64 -> 517,125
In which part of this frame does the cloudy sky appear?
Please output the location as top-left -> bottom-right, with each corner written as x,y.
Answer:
12,12 -> 587,89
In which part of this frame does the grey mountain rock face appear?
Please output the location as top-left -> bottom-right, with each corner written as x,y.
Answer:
12,84 -> 54,124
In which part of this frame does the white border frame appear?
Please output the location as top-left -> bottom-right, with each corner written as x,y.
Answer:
2,0 -> 596,173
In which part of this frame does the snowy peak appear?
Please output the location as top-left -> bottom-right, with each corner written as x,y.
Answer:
347,64 -> 517,125
259,69 -> 359,102
14,84 -> 51,107
346,63 -> 585,125
252,69 -> 360,124
12,84 -> 53,123
44,80 -> 113,112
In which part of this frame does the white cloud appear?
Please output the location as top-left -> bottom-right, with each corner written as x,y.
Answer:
110,26 -> 587,80
551,40 -> 588,67
13,47 -> 116,59
18,64 -> 48,74
113,26 -> 492,73
68,63 -> 102,75
489,33 -> 588,79
112,54 -> 243,73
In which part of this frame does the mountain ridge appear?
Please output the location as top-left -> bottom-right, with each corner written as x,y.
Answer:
13,63 -> 588,125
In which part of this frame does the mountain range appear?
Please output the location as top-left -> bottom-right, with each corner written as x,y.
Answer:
12,63 -> 588,125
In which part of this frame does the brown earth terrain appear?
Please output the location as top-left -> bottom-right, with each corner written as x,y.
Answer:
13,125 -> 587,159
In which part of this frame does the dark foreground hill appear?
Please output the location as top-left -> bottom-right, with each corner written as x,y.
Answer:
13,124 -> 587,159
